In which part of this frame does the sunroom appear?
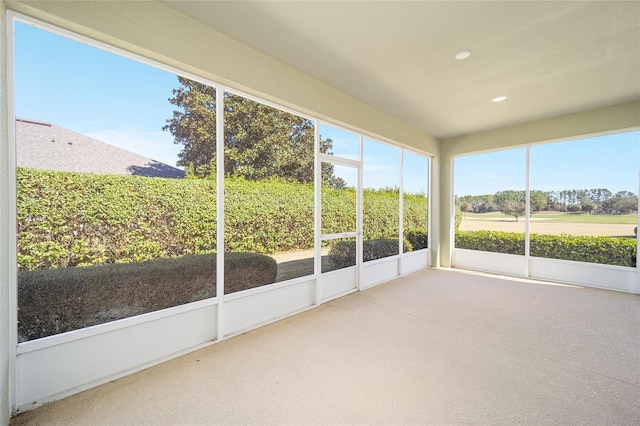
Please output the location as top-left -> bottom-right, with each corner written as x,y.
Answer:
1,1 -> 639,424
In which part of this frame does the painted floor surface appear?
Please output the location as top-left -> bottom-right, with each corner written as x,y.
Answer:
11,268 -> 640,425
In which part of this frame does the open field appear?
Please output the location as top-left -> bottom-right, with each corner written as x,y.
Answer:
459,212 -> 637,237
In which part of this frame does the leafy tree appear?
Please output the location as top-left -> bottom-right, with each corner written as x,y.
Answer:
544,191 -> 557,209
501,200 -> 526,222
164,77 -> 342,186
456,194 -> 498,213
494,190 -> 524,206
581,201 -> 595,214
602,191 -> 638,214
530,190 -> 548,212
460,202 -> 471,218
495,190 -> 528,221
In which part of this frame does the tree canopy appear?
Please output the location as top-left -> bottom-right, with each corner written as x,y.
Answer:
164,77 -> 343,186
457,187 -> 638,216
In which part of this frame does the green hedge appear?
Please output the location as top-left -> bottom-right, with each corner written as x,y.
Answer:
405,228 -> 428,250
328,238 -> 412,270
17,169 -> 218,270
224,177 -> 314,253
18,252 -> 276,341
363,189 -> 400,240
455,231 -> 525,255
455,230 -> 636,267
17,168 -> 428,271
530,233 -> 636,267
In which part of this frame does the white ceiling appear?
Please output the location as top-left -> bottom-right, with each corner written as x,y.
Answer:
164,1 -> 640,139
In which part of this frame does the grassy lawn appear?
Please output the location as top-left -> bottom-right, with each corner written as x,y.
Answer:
462,212 -> 509,220
537,212 -> 637,224
463,211 -> 637,224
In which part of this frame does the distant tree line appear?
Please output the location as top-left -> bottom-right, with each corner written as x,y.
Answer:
457,188 -> 638,221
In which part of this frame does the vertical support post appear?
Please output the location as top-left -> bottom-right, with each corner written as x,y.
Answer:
313,122 -> 321,305
356,135 -> 363,291
525,146 -> 531,277
1,8 -> 17,420
215,88 -> 225,339
429,156 -> 439,267
636,136 -> 640,293
399,149 -> 404,270
426,156 -> 432,266
440,155 -> 454,267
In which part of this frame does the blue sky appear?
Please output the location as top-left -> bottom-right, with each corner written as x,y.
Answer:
14,21 -> 429,194
14,21 -> 181,167
455,132 -> 640,196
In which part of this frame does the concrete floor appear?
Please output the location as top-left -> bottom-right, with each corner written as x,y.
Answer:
11,268 -> 640,425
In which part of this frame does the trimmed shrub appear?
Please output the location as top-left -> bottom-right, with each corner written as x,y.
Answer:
530,234 -> 636,267
455,230 -> 525,255
17,252 -> 276,341
363,238 -> 411,262
405,228 -> 428,250
327,239 -> 358,270
328,238 -> 411,269
224,252 -> 278,294
455,230 -> 636,267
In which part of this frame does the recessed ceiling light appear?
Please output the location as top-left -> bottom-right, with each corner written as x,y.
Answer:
491,96 -> 507,103
455,50 -> 472,60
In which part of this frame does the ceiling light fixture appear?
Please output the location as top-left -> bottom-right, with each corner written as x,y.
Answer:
491,96 -> 507,103
455,50 -> 472,60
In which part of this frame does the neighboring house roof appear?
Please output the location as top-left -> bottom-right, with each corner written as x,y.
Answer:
16,118 -> 185,178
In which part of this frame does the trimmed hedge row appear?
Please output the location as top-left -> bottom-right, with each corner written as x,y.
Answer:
455,230 -> 525,255
224,177 -> 314,253
17,168 -> 428,270
363,189 -> 401,240
328,238 -> 412,269
530,233 -> 636,267
17,169 -> 217,270
455,230 -> 636,267
18,252 -> 276,341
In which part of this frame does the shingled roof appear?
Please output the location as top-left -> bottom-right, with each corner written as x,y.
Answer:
16,118 -> 185,178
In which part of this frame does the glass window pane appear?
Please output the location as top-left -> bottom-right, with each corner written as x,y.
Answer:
319,124 -> 360,160
403,151 -> 429,252
455,148 -> 526,255
223,93 -> 315,293
363,139 -> 400,261
321,163 -> 357,235
530,132 -> 638,266
15,23 -> 216,342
